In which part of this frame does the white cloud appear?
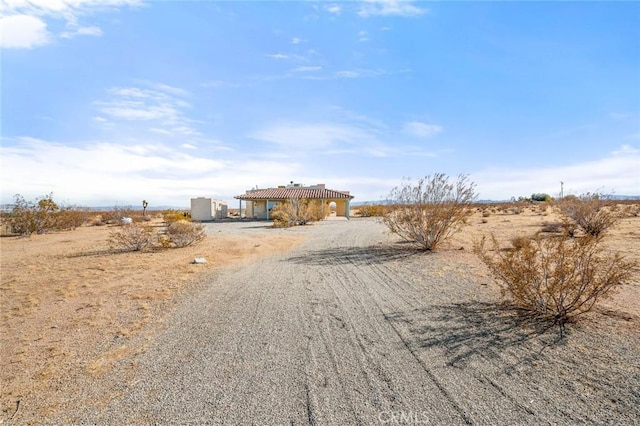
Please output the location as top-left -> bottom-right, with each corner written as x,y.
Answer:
403,121 -> 443,138
266,53 -> 289,59
0,136 -> 301,206
291,66 -> 322,73
325,4 -> 341,14
473,145 -> 640,200
358,30 -> 369,42
291,37 -> 303,44
0,14 -> 51,48
358,0 -> 427,18
61,25 -> 102,39
335,70 -> 359,78
0,0 -> 141,48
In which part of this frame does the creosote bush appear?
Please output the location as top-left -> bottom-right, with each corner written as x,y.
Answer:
558,193 -> 618,237
382,173 -> 477,251
271,199 -> 324,228
165,220 -> 205,248
108,222 -> 155,252
476,234 -> 637,324
8,193 -> 89,235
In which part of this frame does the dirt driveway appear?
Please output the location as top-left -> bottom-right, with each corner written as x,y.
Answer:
49,218 -> 640,424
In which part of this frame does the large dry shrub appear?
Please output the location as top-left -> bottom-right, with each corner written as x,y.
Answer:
557,193 -> 617,237
271,199 -> 324,228
382,174 -> 477,250
165,220 -> 205,247
476,234 -> 637,323
108,222 -> 155,252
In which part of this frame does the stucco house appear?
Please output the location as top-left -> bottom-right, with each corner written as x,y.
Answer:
234,183 -> 354,220
191,197 -> 228,221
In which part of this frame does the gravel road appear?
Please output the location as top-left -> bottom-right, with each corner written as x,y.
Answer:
78,218 -> 639,425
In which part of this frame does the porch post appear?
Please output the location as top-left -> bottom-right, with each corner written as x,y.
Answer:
346,199 -> 350,219
239,199 -> 242,220
266,199 -> 270,221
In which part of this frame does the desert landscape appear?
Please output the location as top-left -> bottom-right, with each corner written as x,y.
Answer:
1,204 -> 639,424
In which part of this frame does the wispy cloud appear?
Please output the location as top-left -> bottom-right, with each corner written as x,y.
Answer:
94,83 -> 201,136
266,53 -> 290,60
403,121 -> 443,138
291,66 -> 323,73
0,0 -> 142,48
325,4 -> 342,15
358,0 -> 427,18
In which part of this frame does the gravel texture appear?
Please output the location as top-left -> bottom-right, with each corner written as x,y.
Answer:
47,218 -> 640,425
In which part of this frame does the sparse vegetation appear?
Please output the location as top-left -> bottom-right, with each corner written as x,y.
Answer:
558,192 -> 618,237
476,234 -> 637,324
382,173 -> 477,251
164,220 -> 205,248
358,204 -> 387,217
7,193 -> 89,236
108,222 -> 155,252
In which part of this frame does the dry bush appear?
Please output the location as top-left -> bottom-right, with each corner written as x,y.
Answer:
108,223 -> 155,252
476,234 -> 637,323
162,209 -> 189,224
271,199 -> 323,228
358,204 -> 387,217
54,207 -> 89,230
557,193 -> 618,237
382,173 -> 477,251
271,203 -> 298,228
165,220 -> 205,248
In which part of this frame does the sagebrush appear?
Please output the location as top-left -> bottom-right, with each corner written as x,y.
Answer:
476,234 -> 637,323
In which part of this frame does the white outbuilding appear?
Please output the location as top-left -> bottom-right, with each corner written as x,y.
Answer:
190,197 -> 228,221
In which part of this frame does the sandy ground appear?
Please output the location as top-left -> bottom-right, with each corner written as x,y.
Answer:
1,207 -> 639,424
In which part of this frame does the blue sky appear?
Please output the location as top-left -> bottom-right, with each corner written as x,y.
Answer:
1,0 -> 639,207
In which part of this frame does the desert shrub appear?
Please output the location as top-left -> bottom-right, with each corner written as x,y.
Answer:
382,173 -> 477,251
271,199 -> 323,228
54,207 -> 89,230
359,204 -> 387,217
271,202 -> 298,228
476,234 -> 637,323
482,211 -> 491,218
108,223 -> 155,252
511,236 -> 530,250
9,193 -> 61,235
165,220 -> 205,247
162,209 -> 190,224
531,193 -> 553,202
558,193 -> 617,237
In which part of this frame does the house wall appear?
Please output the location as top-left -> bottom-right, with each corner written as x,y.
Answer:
191,197 -> 228,221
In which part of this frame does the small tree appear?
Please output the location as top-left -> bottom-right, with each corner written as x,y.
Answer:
476,234 -> 637,324
558,192 -> 617,237
382,173 -> 477,250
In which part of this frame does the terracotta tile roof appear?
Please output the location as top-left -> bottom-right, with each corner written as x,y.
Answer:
235,187 -> 354,200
